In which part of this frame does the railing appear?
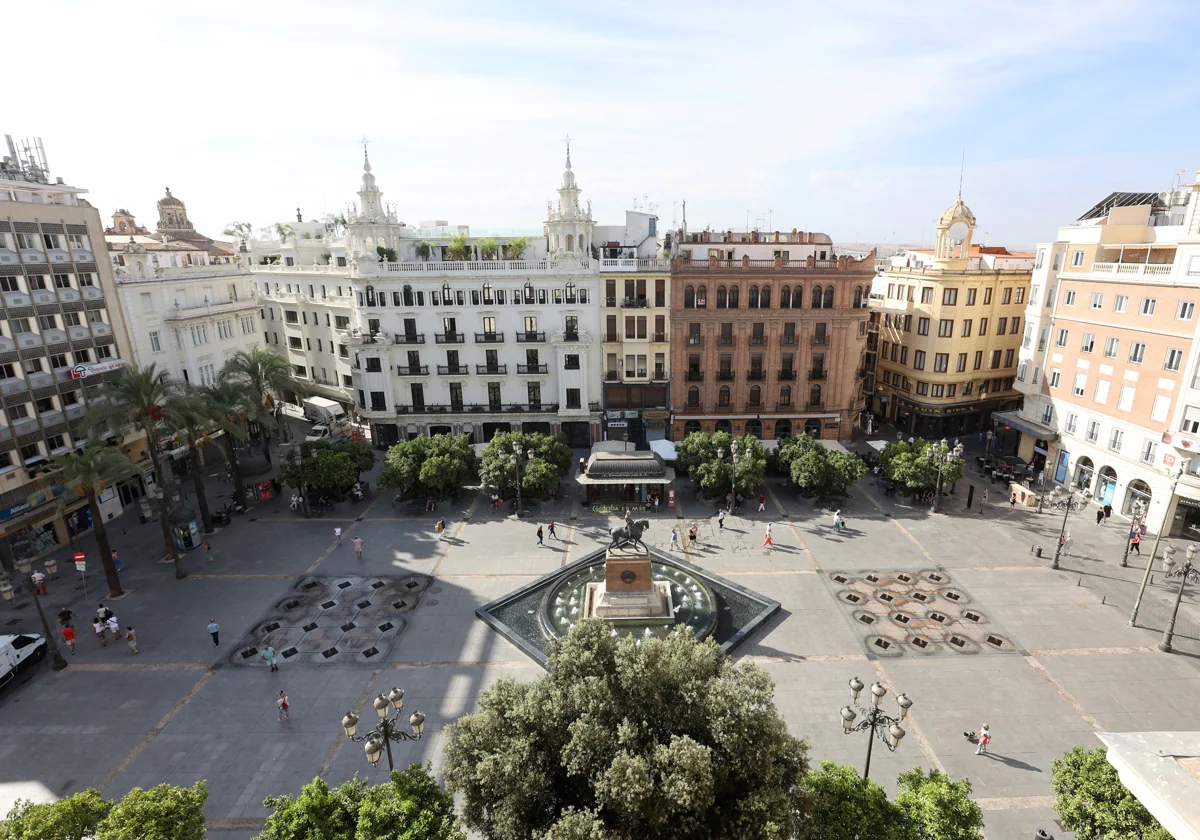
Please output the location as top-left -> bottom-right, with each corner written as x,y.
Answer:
561,331 -> 580,342
679,404 -> 703,414
809,370 -> 827,380
476,364 -> 508,375
605,372 -> 619,381
564,361 -> 580,370
747,371 -> 765,381
393,333 -> 425,345
252,263 -> 345,274
750,335 -> 766,345
812,335 -> 828,346
395,401 -> 560,414
719,335 -> 736,346
379,259 -> 588,275
435,332 -> 465,344
518,364 -> 549,374
1086,262 -> 1174,276
686,371 -> 704,381
395,365 -> 428,376
475,332 -> 504,343
687,335 -> 704,346
675,258 -> 846,271
652,332 -> 666,342
806,400 -> 826,410
776,402 -> 792,410
714,402 -> 733,412
515,331 -> 545,343
717,371 -> 735,381
600,258 -> 672,272
437,364 -> 469,375
605,297 -> 617,307
621,297 -> 649,308
652,369 -> 667,380
778,370 -> 796,381
745,402 -> 763,412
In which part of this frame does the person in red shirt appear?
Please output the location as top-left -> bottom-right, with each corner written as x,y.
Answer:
61,624 -> 76,654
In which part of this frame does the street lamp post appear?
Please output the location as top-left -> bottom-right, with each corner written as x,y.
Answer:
0,550 -> 69,672
1157,549 -> 1200,653
1130,461 -> 1189,627
717,439 -> 741,504
1050,486 -> 1078,571
839,676 -> 912,780
509,446 -> 535,519
930,438 -> 964,513
340,687 -> 426,772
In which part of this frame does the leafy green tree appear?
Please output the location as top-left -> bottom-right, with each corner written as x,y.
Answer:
222,349 -> 295,463
415,240 -> 433,260
777,435 -> 866,498
479,432 -> 571,499
162,384 -> 217,533
446,233 -> 472,261
203,378 -> 253,507
675,431 -> 767,499
379,433 -> 474,498
95,781 -> 207,840
443,621 -> 809,840
1052,746 -> 1170,840
223,221 -> 254,247
92,363 -> 183,577
894,768 -> 983,840
0,787 -> 111,840
880,440 -> 964,496
502,237 -> 528,259
339,439 -> 377,479
255,765 -> 464,840
280,441 -> 359,500
321,213 -> 348,238
419,454 -> 465,498
49,444 -> 136,597
801,761 -> 907,840
376,246 -> 398,263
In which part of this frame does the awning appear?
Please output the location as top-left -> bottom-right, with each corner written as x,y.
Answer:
992,410 -> 1058,441
649,439 -> 677,462
576,467 -> 676,486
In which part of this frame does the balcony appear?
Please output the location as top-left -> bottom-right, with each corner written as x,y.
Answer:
811,335 -> 828,346
1084,262 -> 1174,277
746,402 -> 764,412
652,332 -> 666,342
65,403 -> 86,422
31,290 -> 57,306
435,332 -> 465,344
781,334 -> 797,346
776,402 -> 793,410
91,323 -> 113,338
686,370 -> 704,381
12,417 -> 39,437
719,335 -> 736,346
515,331 -> 545,343
81,286 -> 105,301
397,401 -> 563,415
686,335 -> 704,346
714,402 -> 734,413
39,409 -> 64,429
3,291 -> 31,309
605,297 -> 617,307
748,370 -> 765,381
600,258 -> 672,272
57,288 -> 81,303
778,370 -> 796,381
605,371 -> 619,381
0,378 -> 28,396
375,259 -> 580,276
27,371 -> 53,389
68,324 -> 91,341
42,328 -> 68,346
437,364 -> 469,375
475,332 -> 504,343
393,333 -> 425,345
603,333 -> 619,343
163,298 -> 255,322
518,364 -> 549,374
807,401 -> 826,410
396,365 -> 429,376
476,364 -> 508,375
652,368 -> 667,380
562,330 -> 580,342
717,370 -> 735,381
809,369 -> 827,381
622,297 -> 649,308
750,335 -> 766,346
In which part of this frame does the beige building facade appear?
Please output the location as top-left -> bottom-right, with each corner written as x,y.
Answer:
600,261 -> 671,444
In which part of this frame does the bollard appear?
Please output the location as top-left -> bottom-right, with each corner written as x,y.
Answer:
1035,546 -> 1043,558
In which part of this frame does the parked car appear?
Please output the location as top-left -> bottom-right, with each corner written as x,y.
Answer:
0,633 -> 46,688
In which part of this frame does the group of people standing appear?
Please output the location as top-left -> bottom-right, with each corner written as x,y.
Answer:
56,603 -> 137,655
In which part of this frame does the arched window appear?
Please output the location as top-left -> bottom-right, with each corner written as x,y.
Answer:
792,286 -> 802,308
697,285 -> 707,308
566,233 -> 575,252
780,385 -> 792,406
760,285 -> 772,308
718,386 -> 731,406
687,386 -> 700,407
780,286 -> 791,309
684,285 -> 695,308
823,285 -> 835,308
365,284 -> 377,306
728,285 -> 740,308
853,285 -> 864,308
748,285 -> 760,309
809,384 -> 822,406
749,385 -> 761,406
482,282 -> 494,305
716,285 -> 727,308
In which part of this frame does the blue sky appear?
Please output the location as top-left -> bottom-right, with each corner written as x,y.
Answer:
8,0 -> 1197,248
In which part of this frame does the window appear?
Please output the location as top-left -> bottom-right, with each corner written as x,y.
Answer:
934,353 -> 948,372
1152,395 -> 1171,423
1018,361 -> 1028,381
1055,328 -> 1069,347
919,287 -> 933,304
931,384 -> 944,397
1104,337 -> 1118,358
1073,373 -> 1086,396
1049,368 -> 1061,388
566,388 -> 581,409
1001,287 -> 1012,305
942,288 -> 957,305
190,325 -> 209,345
913,350 -> 926,370
1086,420 -> 1100,442
369,391 -> 387,411
997,317 -> 1007,335
1109,428 -> 1124,451
1081,333 -> 1095,353
1091,292 -> 1103,309
1140,297 -> 1156,316
1118,386 -> 1135,412
973,350 -> 983,370
903,314 -> 912,332
217,320 -> 234,340
960,319 -> 972,337
1071,250 -> 1084,267
295,364 -> 308,378
37,314 -> 57,331
956,353 -> 967,372
284,310 -> 298,324
899,347 -> 908,365
938,319 -> 953,337
1004,349 -> 1015,367
1064,290 -> 1076,305
983,288 -> 992,305
917,317 -> 929,336
1032,367 -> 1041,385
966,288 -> 977,306
1165,348 -> 1184,371
991,350 -> 1003,370
1129,342 -> 1146,364
335,315 -> 350,330
1042,404 -> 1054,425
916,382 -> 929,396
288,336 -> 303,350
1015,288 -> 1025,304
150,332 -> 163,353
1114,295 -> 1128,313
1036,250 -> 1045,270
1010,316 -> 1021,335
365,357 -> 382,372
1065,413 -> 1078,434
1178,301 -> 1195,321
1095,380 -> 1110,404
979,318 -> 988,336
96,345 -> 112,360
1140,439 -> 1157,464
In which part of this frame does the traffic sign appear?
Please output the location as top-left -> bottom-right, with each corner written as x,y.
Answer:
75,560 -> 86,572
73,552 -> 85,562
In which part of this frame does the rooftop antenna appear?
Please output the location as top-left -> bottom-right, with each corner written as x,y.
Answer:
682,199 -> 687,233
672,200 -> 677,228
958,147 -> 965,199
768,208 -> 774,231
360,135 -> 370,162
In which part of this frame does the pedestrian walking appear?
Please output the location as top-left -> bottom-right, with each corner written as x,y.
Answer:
352,536 -> 363,559
653,494 -> 660,515
1130,532 -> 1141,554
717,509 -> 726,529
125,626 -> 139,654
95,603 -> 110,624
757,494 -> 767,512
536,526 -> 544,546
260,645 -> 278,671
688,523 -> 698,548
1010,494 -> 1017,512
669,527 -> 679,550
31,570 -> 46,596
205,540 -> 213,563
980,488 -> 988,514
435,517 -> 446,541
1096,509 -> 1104,526
975,724 -> 990,755
333,526 -> 343,543
1103,503 -> 1113,522
277,690 -> 290,721
61,624 -> 76,654
762,522 -> 773,549
58,607 -> 75,628
832,509 -> 842,531
92,617 -> 107,647
105,614 -> 121,641
489,492 -> 499,511
208,619 -> 220,646
111,550 -> 121,572
548,521 -> 558,540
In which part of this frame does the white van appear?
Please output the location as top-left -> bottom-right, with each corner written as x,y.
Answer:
302,397 -> 348,427
0,633 -> 46,687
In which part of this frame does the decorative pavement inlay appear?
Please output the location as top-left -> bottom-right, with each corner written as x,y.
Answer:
230,575 -> 431,666
828,569 -> 1015,658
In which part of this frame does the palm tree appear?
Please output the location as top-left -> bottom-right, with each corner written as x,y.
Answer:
221,349 -> 295,464
222,221 -> 254,248
415,240 -> 433,261
274,223 -> 295,244
322,213 -> 348,238
477,237 -> 499,260
503,237 -> 528,260
93,364 -> 185,578
446,233 -> 472,261
49,445 -> 135,598
203,379 -> 253,508
163,385 -> 217,534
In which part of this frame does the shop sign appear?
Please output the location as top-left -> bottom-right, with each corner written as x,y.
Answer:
591,502 -> 650,514
70,358 -> 128,379
642,410 -> 670,421
824,422 -> 839,429
607,421 -> 628,429
606,410 -> 641,420
0,486 -> 68,522
668,489 -> 676,509
1175,496 -> 1200,509
1164,454 -> 1176,467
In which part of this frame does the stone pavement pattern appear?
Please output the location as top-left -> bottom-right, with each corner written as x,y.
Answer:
1,452 -> 1199,840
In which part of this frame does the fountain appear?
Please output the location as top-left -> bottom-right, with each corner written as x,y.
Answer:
478,511 -> 780,667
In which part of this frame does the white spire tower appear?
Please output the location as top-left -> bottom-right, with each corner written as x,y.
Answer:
545,135 -> 594,260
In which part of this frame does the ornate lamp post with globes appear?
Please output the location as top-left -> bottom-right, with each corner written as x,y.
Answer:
0,551 -> 67,672
839,676 -> 912,780
340,687 -> 425,772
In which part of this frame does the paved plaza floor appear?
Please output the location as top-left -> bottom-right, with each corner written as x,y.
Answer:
2,454 -> 1199,839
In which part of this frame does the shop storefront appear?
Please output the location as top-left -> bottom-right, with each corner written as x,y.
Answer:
1169,495 -> 1200,540
575,447 -> 674,509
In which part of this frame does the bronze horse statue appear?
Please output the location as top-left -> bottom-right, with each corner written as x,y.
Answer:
610,518 -> 651,551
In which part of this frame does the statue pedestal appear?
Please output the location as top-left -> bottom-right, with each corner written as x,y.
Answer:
582,548 -> 673,622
